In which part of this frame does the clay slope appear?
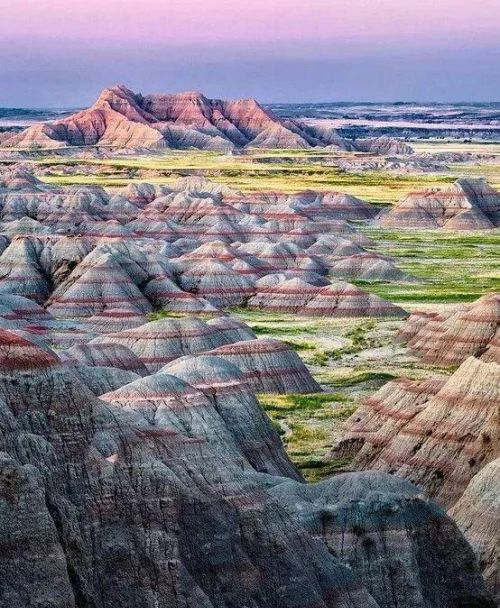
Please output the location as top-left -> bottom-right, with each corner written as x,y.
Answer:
4,85 -> 411,153
332,356 -> 499,508
332,355 -> 500,598
379,178 -> 500,229
0,168 -> 407,319
397,292 -> 500,365
0,328 -> 493,608
449,458 -> 500,604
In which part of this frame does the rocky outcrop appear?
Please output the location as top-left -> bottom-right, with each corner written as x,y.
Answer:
60,343 -> 149,376
0,328 -> 494,608
161,354 -> 301,477
271,472 -> 490,608
0,169 -> 408,319
332,356 -> 499,509
332,355 -> 500,597
354,136 -> 415,155
206,338 -> 323,393
449,458 -> 500,603
327,253 -> 417,283
248,276 -> 406,317
91,316 -> 256,372
379,178 -> 500,229
2,86 -> 338,151
4,85 -> 417,154
397,293 -> 500,365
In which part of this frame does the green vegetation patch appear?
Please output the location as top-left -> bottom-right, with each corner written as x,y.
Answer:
314,370 -> 397,388
297,457 -> 353,483
34,149 -> 455,203
258,392 -> 358,482
258,392 -> 355,416
359,227 -> 500,304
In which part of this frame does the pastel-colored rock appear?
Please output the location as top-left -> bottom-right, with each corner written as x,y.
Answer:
398,293 -> 500,365
449,458 -> 500,602
379,178 -> 500,230
5,85 -> 362,152
333,357 -> 500,509
207,338 -> 322,393
60,343 -> 149,376
0,311 -> 493,608
91,316 -> 255,372
0,328 -> 60,370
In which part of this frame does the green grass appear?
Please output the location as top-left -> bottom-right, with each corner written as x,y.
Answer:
30,149 -> 457,203
358,228 -> 500,304
259,393 -> 355,415
297,457 -> 353,482
258,392 -> 358,481
147,309 -> 219,321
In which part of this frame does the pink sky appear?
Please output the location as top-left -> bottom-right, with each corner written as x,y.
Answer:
5,0 -> 500,46
1,0 -> 499,105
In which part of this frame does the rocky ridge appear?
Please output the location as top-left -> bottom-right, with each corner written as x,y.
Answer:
332,296 -> 500,598
3,85 -> 414,154
379,178 -> 500,230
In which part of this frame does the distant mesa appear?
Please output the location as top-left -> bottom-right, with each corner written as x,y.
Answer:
3,84 -> 413,154
379,178 -> 500,229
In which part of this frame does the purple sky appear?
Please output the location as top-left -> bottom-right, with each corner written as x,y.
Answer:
1,0 -> 499,106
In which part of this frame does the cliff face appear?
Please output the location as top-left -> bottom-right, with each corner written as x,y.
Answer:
332,354 -> 500,601
332,356 -> 500,508
450,458 -> 500,604
0,328 -> 494,608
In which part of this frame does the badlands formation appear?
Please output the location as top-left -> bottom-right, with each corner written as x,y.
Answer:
0,166 -> 407,317
0,301 -> 495,608
2,85 -> 414,153
332,292 -> 500,600
0,94 -> 499,607
379,178 -> 500,230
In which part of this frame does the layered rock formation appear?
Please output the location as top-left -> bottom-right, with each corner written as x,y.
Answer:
397,292 -> 499,365
204,338 -> 322,393
379,178 -> 500,229
3,85 -> 412,153
60,343 -> 149,376
332,355 -> 500,598
0,325 -> 494,608
271,471 -> 490,608
0,167 -> 407,319
90,316 -> 256,372
449,458 -> 500,604
248,276 -> 405,317
332,356 -> 499,508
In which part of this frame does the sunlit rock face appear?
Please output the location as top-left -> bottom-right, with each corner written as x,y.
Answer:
332,354 -> 500,601
397,292 -> 500,365
3,85 -> 414,154
332,356 -> 499,508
